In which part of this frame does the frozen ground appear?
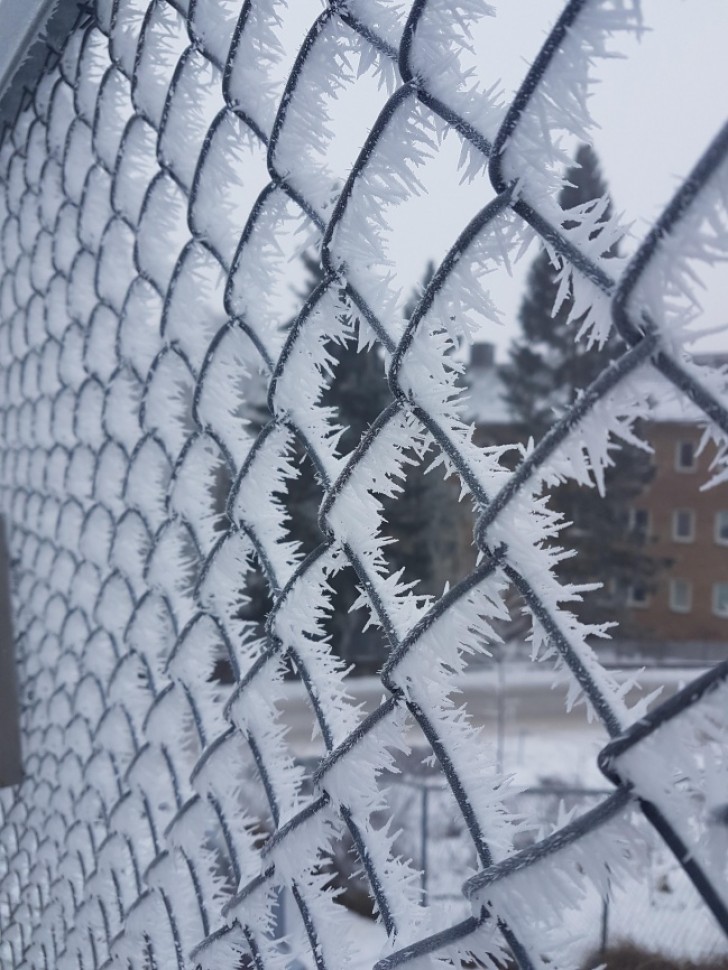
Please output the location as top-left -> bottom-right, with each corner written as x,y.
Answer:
289,856 -> 728,970
279,662 -> 707,781
278,662 -> 727,967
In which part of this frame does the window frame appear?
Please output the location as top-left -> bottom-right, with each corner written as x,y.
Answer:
671,508 -> 695,543
715,510 -> 728,547
713,582 -> 728,618
674,440 -> 697,473
628,507 -> 650,536
627,584 -> 649,609
668,578 -> 692,614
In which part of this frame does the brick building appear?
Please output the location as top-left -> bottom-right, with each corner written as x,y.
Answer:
625,378 -> 728,645
466,345 -> 728,654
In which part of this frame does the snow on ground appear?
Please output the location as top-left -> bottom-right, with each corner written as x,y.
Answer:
290,863 -> 728,970
279,661 -> 707,767
279,662 -> 727,966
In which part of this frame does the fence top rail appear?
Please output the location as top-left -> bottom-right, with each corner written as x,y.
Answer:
0,0 -> 88,138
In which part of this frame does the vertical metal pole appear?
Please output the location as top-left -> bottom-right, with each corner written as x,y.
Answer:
600,874 -> 610,954
0,516 -> 21,788
496,647 -> 505,776
420,784 -> 428,907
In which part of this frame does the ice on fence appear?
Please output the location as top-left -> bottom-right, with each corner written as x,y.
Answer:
1,0 -> 727,967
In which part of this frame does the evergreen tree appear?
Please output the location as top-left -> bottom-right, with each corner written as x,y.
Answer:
220,252 -> 468,671
498,145 -> 661,631
293,256 -> 460,669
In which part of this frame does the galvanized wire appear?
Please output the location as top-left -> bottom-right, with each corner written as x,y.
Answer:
0,1 -> 727,968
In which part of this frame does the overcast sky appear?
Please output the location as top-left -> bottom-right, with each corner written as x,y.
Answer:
463,0 -> 728,360
2,0 -> 725,361
395,0 -> 728,362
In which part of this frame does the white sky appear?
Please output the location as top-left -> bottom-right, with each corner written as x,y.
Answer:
428,0 -> 728,360
321,0 -> 728,363
1,0 -> 726,362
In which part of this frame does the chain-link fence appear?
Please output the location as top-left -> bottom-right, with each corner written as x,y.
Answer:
1,1 -> 727,968
378,775 -> 724,957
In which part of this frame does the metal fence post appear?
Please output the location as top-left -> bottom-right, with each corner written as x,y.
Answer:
0,517 -> 21,788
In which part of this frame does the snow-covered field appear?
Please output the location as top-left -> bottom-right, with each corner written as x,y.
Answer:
279,661 -> 707,772
286,833 -> 728,970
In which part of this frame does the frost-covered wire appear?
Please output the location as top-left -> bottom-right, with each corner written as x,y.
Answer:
0,0 -> 727,968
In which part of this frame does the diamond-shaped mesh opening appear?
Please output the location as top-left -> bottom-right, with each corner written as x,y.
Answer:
279,441 -> 325,561
225,0 -> 326,141
228,565 -> 273,660
378,440 -> 479,602
330,96 -> 497,342
2,1 -> 728,967
270,13 -> 398,223
317,332 -> 392,459
502,0 -> 728,261
326,565 -> 391,677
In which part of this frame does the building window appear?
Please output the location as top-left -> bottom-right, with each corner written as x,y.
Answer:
669,579 -> 692,614
671,508 -> 695,543
627,584 -> 649,608
715,511 -> 728,546
675,440 -> 697,472
713,583 -> 728,618
628,508 -> 650,536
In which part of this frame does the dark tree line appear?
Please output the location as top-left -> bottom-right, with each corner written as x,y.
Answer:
232,255 -> 464,673
222,144 -> 661,670
498,144 -> 662,632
